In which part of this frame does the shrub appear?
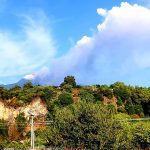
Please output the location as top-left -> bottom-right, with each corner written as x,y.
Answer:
42,87 -> 56,105
117,106 -> 126,113
0,119 -> 8,138
23,82 -> 33,89
16,113 -> 27,137
125,100 -> 135,115
62,84 -> 72,93
60,76 -> 76,87
80,90 -> 95,102
117,97 -> 123,106
58,92 -> 73,107
132,122 -> 150,149
134,104 -> 144,115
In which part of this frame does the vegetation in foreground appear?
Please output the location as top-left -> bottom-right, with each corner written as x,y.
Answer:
0,76 -> 149,149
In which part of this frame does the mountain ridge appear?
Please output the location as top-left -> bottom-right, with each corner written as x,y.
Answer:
0,78 -> 40,88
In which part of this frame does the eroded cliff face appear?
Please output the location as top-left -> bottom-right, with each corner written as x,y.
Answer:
0,97 -> 48,121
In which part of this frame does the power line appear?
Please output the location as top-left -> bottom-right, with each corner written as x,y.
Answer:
0,117 -> 149,127
123,117 -> 150,121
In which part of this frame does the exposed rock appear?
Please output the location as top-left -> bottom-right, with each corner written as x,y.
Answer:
103,96 -> 117,108
0,97 -> 48,121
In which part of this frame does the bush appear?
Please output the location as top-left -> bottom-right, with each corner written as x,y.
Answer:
42,87 -> 56,107
111,82 -> 131,102
4,141 -> 27,149
125,100 -> 135,115
117,106 -> 126,113
0,120 -> 8,138
23,82 -> 33,89
60,76 -> 76,87
16,113 -> 27,137
42,102 -> 133,149
62,84 -> 72,93
102,88 -> 113,99
79,90 -> 95,102
93,90 -> 104,101
134,104 -> 144,115
132,122 -> 150,149
117,97 -> 123,106
58,92 -> 73,107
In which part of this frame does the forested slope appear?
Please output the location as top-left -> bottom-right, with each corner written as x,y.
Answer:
0,76 -> 149,149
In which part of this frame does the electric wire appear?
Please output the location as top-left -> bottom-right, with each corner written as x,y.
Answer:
0,118 -> 149,129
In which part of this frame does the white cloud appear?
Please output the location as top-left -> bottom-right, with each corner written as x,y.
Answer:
97,8 -> 107,16
40,2 -> 150,85
76,36 -> 92,45
24,74 -> 36,80
0,13 -> 56,77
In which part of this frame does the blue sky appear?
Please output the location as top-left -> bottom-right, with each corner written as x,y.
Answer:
0,0 -> 150,86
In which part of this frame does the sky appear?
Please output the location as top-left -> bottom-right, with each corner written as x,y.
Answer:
0,0 -> 150,86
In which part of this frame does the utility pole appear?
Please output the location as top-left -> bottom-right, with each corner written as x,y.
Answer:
28,112 -> 35,149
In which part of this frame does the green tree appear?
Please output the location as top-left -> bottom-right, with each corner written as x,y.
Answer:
3,141 -> 27,149
93,85 -> 113,101
100,85 -> 113,99
0,86 -> 9,100
125,100 -> 135,115
60,76 -> 76,87
109,113 -> 133,150
62,84 -> 72,93
79,89 -> 95,102
9,85 -> 21,98
38,127 -> 63,147
132,122 -> 150,149
0,119 -> 8,138
42,87 -> 56,105
16,113 -> 27,137
41,102 -> 133,149
23,82 -> 33,89
111,82 -> 131,102
58,92 -> 73,107
134,104 -> 144,115
117,97 -> 123,106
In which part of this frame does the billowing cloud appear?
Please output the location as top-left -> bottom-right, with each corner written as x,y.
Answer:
0,13 -> 56,77
39,2 -> 150,86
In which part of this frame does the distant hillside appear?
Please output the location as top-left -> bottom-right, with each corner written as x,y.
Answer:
1,78 -> 40,89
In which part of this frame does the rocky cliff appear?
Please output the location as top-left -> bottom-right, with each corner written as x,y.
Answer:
0,97 -> 48,121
